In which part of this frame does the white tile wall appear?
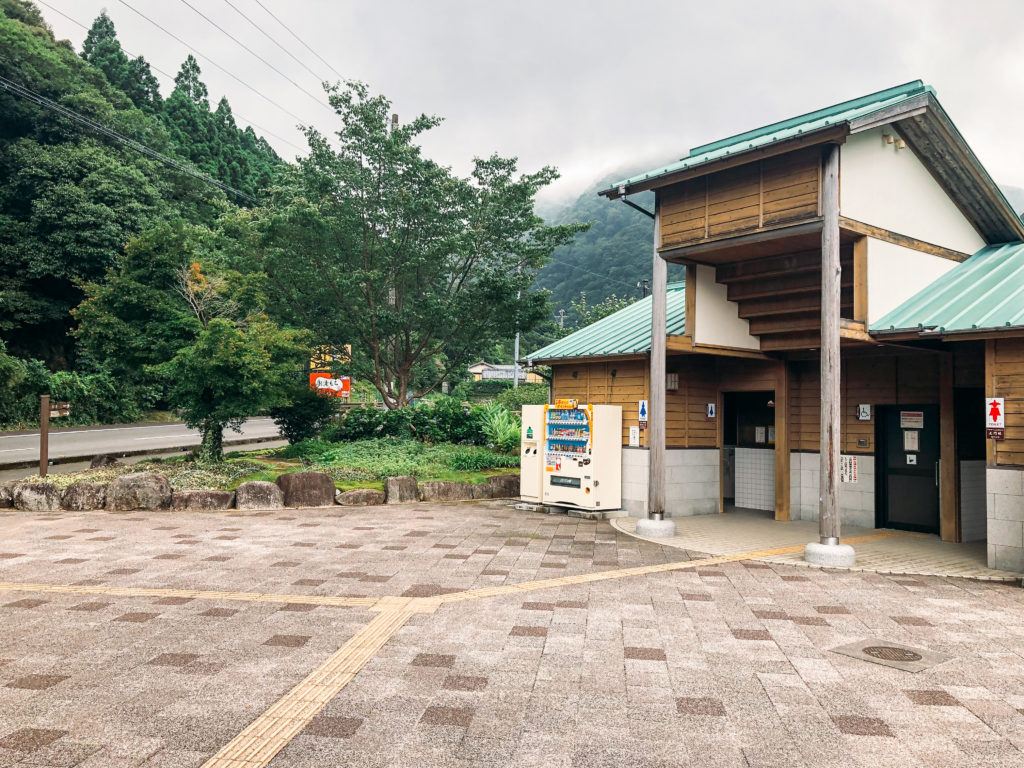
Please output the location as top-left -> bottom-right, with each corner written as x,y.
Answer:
620,448 -> 720,518
735,448 -> 775,512
789,452 -> 875,528
959,461 -> 986,543
987,467 -> 1024,572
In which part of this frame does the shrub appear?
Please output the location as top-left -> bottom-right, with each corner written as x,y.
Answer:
409,395 -> 481,444
444,445 -> 520,471
332,406 -> 387,440
277,438 -> 337,462
479,404 -> 520,453
495,383 -> 548,412
270,386 -> 339,444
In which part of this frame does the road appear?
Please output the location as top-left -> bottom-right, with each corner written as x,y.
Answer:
0,417 -> 281,468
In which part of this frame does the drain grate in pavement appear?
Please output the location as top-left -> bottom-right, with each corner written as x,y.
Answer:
863,646 -> 923,663
830,638 -> 951,673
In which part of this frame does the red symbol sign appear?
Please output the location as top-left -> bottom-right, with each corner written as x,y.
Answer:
309,372 -> 351,398
986,396 -> 1005,440
989,400 -> 1002,422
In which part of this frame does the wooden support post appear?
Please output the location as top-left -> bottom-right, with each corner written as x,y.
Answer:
818,144 -> 841,545
774,359 -> 790,522
649,203 -> 667,520
939,352 -> 959,542
39,394 -> 49,478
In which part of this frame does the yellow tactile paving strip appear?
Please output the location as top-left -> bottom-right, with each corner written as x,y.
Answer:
613,515 -> 1022,582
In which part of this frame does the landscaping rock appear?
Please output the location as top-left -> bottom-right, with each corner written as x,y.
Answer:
106,472 -> 171,511
235,481 -> 283,510
171,489 -> 234,510
62,482 -> 107,511
336,488 -> 386,506
484,474 -> 520,499
385,475 -> 418,504
0,483 -> 13,509
418,481 -> 476,502
276,472 -> 335,507
89,454 -> 119,469
13,483 -> 61,512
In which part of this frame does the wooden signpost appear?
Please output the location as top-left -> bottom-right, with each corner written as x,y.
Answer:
38,395 -> 70,477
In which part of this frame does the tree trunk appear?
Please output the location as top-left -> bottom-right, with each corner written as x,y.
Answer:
198,420 -> 224,463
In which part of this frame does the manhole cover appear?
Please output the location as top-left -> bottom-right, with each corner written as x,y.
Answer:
862,645 -> 923,662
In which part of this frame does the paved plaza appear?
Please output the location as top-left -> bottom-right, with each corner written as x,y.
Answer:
2,501 -> 1024,767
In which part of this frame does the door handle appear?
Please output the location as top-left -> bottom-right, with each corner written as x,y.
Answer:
935,460 -> 939,488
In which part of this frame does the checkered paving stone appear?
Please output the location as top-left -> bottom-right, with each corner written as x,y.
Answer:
4,501 -> 1024,767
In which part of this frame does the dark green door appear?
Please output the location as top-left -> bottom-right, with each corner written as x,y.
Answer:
878,405 -> 940,533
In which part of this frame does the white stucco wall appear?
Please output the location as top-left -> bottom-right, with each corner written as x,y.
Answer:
693,265 -> 759,350
840,127 -> 986,254
867,238 -> 958,324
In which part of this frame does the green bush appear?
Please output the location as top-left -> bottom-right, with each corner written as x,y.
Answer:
450,378 -> 513,402
332,406 -> 388,440
444,445 -> 519,471
479,403 -> 520,453
410,395 -> 481,443
495,383 -> 548,411
270,386 -> 339,444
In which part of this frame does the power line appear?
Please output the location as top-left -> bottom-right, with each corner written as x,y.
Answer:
175,0 -> 333,113
36,0 -> 306,153
251,0 -> 344,81
115,0 -> 308,126
545,253 -> 648,295
0,74 -> 259,204
220,0 -> 328,85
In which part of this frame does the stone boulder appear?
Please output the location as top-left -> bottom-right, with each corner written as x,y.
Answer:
0,483 -> 13,509
234,481 -> 283,510
89,454 -> 119,469
13,482 -> 61,512
484,474 -> 520,499
418,481 -> 476,502
385,475 -> 418,504
336,488 -> 386,506
62,482 -> 107,511
171,489 -> 234,510
106,472 -> 171,511
276,472 -> 335,508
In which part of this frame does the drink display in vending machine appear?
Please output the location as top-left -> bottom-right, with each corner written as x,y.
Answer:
539,399 -> 621,511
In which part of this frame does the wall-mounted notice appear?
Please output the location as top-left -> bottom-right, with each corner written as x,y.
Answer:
840,455 -> 859,484
755,426 -> 766,444
900,410 -> 924,429
903,430 -> 919,452
628,425 -> 640,447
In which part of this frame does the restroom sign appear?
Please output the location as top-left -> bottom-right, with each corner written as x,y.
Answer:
638,399 -> 648,428
986,397 -> 1005,440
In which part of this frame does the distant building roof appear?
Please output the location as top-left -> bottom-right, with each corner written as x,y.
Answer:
604,81 -> 932,196
526,282 -> 686,363
872,242 -> 1024,335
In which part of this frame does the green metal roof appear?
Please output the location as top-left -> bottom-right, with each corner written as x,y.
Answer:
872,242 -> 1024,335
605,81 -> 933,195
526,282 -> 686,362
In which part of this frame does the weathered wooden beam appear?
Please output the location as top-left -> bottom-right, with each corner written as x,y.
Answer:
853,236 -> 868,323
939,352 -> 959,542
839,216 -> 970,262
774,359 -> 791,521
818,144 -> 842,545
648,204 -> 668,521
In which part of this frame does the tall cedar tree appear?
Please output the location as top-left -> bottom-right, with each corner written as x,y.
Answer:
260,81 -> 583,408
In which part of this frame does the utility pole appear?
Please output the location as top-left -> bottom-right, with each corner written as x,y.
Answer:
805,144 -> 855,567
637,279 -> 650,298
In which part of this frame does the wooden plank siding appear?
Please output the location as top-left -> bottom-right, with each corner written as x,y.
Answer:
989,338 -> 1024,467
659,147 -> 821,250
550,361 -> 649,445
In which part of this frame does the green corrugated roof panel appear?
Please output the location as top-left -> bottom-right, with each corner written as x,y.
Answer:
606,81 -> 932,195
871,242 -> 1024,334
527,282 -> 686,362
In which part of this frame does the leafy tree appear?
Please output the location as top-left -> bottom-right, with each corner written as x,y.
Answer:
159,317 -> 306,461
81,11 -> 161,113
260,81 -> 582,408
571,291 -> 634,327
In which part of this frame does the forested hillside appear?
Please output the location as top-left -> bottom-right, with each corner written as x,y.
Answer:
535,172 -> 654,315
0,1 -> 280,367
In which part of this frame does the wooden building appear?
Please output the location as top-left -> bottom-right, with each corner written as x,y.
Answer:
527,82 -> 1024,572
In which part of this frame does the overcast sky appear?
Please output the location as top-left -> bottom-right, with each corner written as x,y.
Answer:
38,0 -> 1024,205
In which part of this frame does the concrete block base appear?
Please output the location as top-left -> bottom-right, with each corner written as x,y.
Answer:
636,517 -> 677,538
804,541 -> 856,567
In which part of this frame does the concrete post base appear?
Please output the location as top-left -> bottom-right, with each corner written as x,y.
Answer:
804,541 -> 856,567
636,517 -> 677,538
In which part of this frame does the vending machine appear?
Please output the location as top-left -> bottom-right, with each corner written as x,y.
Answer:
538,400 -> 621,511
519,405 -> 545,503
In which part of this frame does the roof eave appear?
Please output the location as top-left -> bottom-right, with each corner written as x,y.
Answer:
599,124 -> 849,199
